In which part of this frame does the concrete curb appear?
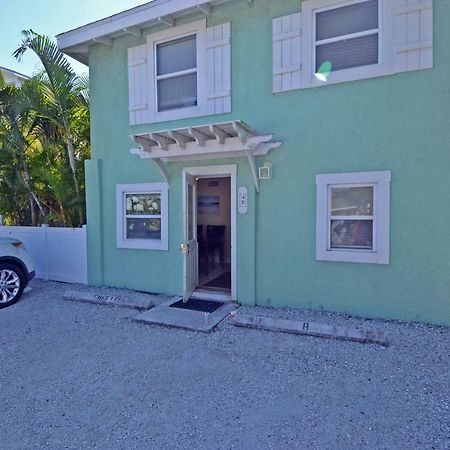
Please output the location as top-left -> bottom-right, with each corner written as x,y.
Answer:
63,290 -> 154,311
230,313 -> 389,346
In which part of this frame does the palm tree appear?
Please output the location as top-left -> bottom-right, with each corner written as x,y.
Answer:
13,30 -> 89,225
0,79 -> 47,224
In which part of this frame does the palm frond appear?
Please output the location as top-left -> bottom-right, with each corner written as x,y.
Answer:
0,30 -> 91,227
14,30 -> 77,116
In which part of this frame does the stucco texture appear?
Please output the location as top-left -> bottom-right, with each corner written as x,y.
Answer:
86,0 -> 450,326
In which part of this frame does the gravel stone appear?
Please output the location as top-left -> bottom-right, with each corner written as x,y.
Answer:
0,279 -> 449,450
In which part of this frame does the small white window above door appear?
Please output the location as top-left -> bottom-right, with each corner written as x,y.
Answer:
156,35 -> 198,112
128,19 -> 231,125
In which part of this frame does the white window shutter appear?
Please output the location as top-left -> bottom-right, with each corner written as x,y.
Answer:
128,44 -> 149,125
206,23 -> 231,115
273,13 -> 302,93
394,0 -> 433,72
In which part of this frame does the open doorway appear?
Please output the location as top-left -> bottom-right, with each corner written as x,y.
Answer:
197,177 -> 231,292
182,165 -> 236,302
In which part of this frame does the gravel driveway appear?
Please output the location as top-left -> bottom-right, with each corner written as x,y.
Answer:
1,280 -> 449,450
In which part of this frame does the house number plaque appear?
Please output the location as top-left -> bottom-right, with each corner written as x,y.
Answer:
238,186 -> 248,214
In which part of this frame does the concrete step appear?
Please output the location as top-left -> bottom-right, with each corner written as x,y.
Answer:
132,297 -> 235,333
191,289 -> 232,303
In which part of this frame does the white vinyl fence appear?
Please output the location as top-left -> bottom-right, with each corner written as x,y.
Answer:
0,225 -> 87,284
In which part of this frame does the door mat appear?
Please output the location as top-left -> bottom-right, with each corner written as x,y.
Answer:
170,298 -> 224,313
203,272 -> 231,289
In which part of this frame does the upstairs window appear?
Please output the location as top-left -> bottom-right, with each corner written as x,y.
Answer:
315,0 -> 379,73
273,0 -> 433,91
128,19 -> 231,124
156,35 -> 198,112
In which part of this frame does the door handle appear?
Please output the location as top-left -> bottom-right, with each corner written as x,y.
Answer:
180,243 -> 190,254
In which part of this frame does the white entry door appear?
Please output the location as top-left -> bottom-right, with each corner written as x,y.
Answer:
182,173 -> 198,302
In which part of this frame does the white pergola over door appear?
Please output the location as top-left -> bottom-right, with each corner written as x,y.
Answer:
130,120 -> 283,193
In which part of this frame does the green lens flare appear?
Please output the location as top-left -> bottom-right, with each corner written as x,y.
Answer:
315,61 -> 332,82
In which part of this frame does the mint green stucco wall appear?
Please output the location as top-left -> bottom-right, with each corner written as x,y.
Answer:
86,0 -> 450,326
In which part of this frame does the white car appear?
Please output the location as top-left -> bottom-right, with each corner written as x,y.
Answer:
0,237 -> 35,308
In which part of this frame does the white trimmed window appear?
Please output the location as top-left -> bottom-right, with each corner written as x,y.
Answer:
128,20 -> 231,125
316,171 -> 391,264
148,21 -> 207,122
303,0 -> 386,86
273,0 -> 433,92
156,34 -> 198,112
314,0 -> 379,73
116,183 -> 168,250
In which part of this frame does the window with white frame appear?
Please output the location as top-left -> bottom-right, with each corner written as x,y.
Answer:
156,34 -> 198,112
128,19 -> 231,125
314,0 -> 380,74
145,20 -> 207,123
116,183 -> 168,250
316,171 -> 391,264
273,0 -> 433,92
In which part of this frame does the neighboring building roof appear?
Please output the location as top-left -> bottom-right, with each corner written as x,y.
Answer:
56,0 -> 238,65
0,66 -> 30,87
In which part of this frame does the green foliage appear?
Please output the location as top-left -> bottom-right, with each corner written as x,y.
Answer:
0,31 -> 90,227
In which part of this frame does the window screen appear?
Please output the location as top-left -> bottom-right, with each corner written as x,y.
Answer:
125,193 -> 162,240
315,0 -> 379,72
329,186 -> 374,250
156,35 -> 197,112
157,35 -> 196,76
157,73 -> 197,112
316,0 -> 378,41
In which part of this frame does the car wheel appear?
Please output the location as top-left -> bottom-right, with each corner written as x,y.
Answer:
0,263 -> 24,309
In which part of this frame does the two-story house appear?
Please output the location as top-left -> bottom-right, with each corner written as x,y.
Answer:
57,0 -> 449,326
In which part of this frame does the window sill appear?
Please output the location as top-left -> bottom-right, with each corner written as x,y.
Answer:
117,239 -> 168,251
305,63 -> 391,89
316,249 -> 389,265
148,105 -> 205,125
272,64 -> 393,94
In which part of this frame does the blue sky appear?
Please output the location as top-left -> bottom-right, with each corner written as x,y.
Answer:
0,0 -> 148,77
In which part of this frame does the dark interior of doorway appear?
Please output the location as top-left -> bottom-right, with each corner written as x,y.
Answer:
197,176 -> 231,291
